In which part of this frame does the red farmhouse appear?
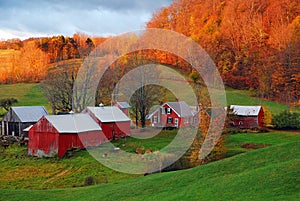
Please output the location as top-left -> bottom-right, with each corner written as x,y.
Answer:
113,102 -> 131,116
230,105 -> 264,128
85,106 -> 131,140
147,101 -> 199,128
28,113 -> 104,157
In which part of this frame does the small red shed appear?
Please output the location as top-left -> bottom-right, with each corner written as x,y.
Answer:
147,101 -> 199,128
28,113 -> 105,157
113,102 -> 131,116
230,105 -> 264,128
84,106 -> 131,140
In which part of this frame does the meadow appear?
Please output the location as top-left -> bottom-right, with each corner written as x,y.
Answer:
0,83 -> 292,117
0,131 -> 299,200
0,83 -> 50,116
0,83 -> 299,200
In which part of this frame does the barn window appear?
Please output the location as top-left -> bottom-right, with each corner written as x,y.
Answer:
166,108 -> 171,114
167,117 -> 173,124
153,116 -> 158,123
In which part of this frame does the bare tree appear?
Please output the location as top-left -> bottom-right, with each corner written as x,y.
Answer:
0,98 -> 18,111
130,84 -> 165,128
42,59 -> 81,114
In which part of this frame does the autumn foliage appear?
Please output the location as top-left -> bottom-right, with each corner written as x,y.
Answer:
0,33 -> 106,84
0,0 -> 300,106
147,0 -> 300,105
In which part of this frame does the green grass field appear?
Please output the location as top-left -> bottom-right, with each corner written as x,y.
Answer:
0,83 -> 295,117
225,88 -> 292,115
0,132 -> 299,201
0,83 -> 50,116
0,145 -> 139,190
0,83 -> 299,200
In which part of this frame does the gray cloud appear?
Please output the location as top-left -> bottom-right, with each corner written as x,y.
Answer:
0,0 -> 172,39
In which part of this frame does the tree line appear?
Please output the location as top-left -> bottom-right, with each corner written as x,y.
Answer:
1,0 -> 300,109
0,33 -> 106,84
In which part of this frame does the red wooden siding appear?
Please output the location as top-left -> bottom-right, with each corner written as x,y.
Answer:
28,117 -> 105,157
85,108 -> 130,140
150,104 -> 199,128
161,104 -> 181,127
233,109 -> 264,128
58,131 -> 105,157
98,122 -> 130,140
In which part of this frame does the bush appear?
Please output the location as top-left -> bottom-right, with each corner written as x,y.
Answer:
272,110 -> 300,130
84,176 -> 97,186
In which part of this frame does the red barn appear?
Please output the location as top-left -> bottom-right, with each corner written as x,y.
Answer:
84,106 -> 131,140
147,101 -> 199,128
230,105 -> 264,128
113,102 -> 131,116
28,113 -> 105,157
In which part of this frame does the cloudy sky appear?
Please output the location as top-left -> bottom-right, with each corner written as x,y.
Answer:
0,0 -> 172,40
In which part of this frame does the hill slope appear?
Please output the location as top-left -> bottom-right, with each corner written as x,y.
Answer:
1,141 -> 299,201
0,83 -> 50,116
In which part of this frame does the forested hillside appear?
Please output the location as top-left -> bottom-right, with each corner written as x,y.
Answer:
0,34 -> 106,83
0,0 -> 299,106
147,0 -> 300,105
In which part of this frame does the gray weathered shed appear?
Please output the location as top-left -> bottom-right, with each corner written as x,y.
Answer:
1,106 -> 48,136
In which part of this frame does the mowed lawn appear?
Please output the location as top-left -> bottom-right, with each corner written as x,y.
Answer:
0,131 -> 299,201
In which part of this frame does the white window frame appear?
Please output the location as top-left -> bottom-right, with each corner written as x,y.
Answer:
153,116 -> 158,123
174,118 -> 179,127
167,108 -> 171,114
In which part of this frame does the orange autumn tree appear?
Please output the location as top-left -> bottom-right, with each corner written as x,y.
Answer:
147,0 -> 300,105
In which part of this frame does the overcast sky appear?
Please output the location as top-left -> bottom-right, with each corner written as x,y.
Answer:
0,0 -> 172,40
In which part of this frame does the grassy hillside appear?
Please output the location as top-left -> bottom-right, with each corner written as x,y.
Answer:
0,83 -> 50,116
224,131 -> 300,157
0,80 -> 295,117
0,130 -> 179,190
0,134 -> 299,201
0,145 -> 139,190
225,88 -> 293,115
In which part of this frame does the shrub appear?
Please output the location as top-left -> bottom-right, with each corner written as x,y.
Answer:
272,110 -> 300,129
84,175 -> 108,186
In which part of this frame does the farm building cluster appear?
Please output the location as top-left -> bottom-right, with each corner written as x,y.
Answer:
1,101 -> 264,157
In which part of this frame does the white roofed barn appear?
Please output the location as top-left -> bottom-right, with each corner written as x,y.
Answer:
2,106 -> 48,136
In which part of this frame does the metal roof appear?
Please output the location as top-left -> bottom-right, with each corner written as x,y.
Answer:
45,113 -> 102,133
116,102 -> 131,108
146,105 -> 160,119
87,106 -> 131,122
230,105 -> 262,116
164,101 -> 194,117
23,125 -> 33,132
3,106 -> 48,122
